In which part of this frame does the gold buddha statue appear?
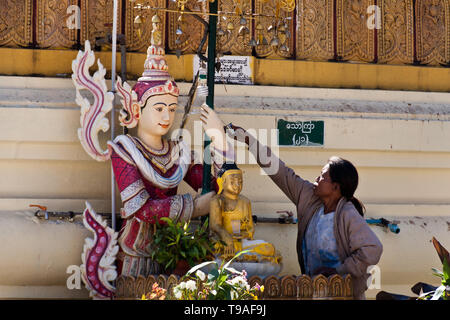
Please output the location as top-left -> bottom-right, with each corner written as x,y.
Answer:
210,163 -> 282,265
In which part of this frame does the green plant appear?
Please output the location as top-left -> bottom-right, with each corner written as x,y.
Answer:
418,237 -> 450,300
169,250 -> 264,300
150,217 -> 215,272
418,257 -> 449,300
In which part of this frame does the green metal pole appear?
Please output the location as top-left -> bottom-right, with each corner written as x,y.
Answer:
202,0 -> 218,195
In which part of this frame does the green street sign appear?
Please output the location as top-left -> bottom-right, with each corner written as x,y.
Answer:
277,119 -> 324,147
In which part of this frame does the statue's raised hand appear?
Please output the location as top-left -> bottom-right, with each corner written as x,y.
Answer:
200,104 -> 228,152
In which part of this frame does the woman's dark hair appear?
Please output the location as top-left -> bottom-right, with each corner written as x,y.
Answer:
327,156 -> 365,217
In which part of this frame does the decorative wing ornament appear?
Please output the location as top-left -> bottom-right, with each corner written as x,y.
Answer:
72,40 -> 114,162
116,76 -> 140,129
80,202 -> 119,300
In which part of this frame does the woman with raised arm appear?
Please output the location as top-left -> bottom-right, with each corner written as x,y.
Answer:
200,105 -> 383,300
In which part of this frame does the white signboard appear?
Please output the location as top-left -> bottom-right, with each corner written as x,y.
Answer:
193,55 -> 253,85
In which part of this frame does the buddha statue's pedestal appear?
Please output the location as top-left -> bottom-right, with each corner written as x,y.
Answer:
203,258 -> 282,278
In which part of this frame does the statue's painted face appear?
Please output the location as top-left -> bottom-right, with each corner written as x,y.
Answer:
139,93 -> 178,137
223,173 -> 243,196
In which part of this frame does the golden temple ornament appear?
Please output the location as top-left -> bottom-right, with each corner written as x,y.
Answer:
128,0 -> 296,51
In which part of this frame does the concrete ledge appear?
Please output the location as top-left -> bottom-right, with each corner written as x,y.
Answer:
2,76 -> 450,104
1,76 -> 449,121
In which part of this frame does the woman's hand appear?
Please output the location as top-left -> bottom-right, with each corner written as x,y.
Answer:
226,124 -> 255,146
200,104 -> 228,152
192,191 -> 216,218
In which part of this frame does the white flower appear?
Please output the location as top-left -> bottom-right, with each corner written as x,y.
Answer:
178,281 -> 187,290
196,270 -> 206,281
173,286 -> 182,299
211,290 -> 217,296
228,276 -> 250,290
185,280 -> 197,291
230,289 -> 238,300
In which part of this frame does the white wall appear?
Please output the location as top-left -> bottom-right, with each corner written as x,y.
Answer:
1,76 -> 450,299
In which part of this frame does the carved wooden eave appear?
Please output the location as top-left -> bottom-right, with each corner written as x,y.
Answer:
115,273 -> 353,300
1,0 -> 449,66
296,0 -> 335,61
415,0 -> 450,65
0,0 -> 33,47
378,0 -> 415,64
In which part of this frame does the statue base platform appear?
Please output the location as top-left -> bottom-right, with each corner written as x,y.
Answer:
201,258 -> 282,278
115,273 -> 353,300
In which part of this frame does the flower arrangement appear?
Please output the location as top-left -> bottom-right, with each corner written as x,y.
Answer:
141,283 -> 167,300
150,217 -> 215,274
169,250 -> 264,300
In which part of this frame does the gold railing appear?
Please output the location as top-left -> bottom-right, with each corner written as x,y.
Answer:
0,0 -> 449,66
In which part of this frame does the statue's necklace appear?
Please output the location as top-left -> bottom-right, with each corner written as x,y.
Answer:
223,198 -> 238,212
